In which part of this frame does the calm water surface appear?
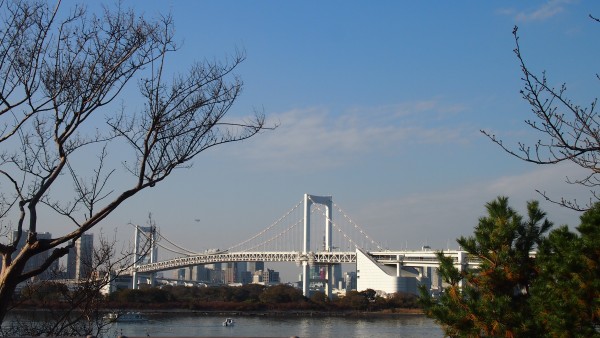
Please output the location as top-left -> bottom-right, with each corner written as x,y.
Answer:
109,313 -> 443,338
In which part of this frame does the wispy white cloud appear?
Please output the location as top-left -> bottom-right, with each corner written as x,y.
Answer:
498,0 -> 576,22
229,100 -> 472,171
347,100 -> 467,119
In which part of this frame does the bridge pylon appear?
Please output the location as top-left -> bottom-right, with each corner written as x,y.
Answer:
302,194 -> 333,298
132,225 -> 157,289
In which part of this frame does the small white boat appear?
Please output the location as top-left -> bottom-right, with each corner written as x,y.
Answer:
222,318 -> 235,326
103,312 -> 118,322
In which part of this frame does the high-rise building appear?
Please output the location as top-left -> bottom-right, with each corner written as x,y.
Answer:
247,261 -> 264,274
223,262 -> 237,284
344,271 -> 357,291
331,264 -> 343,288
10,231 -> 59,281
235,262 -> 247,283
194,265 -> 209,282
205,263 -> 223,284
263,268 -> 280,285
177,268 -> 186,280
67,233 -> 94,280
252,270 -> 263,284
239,270 -> 252,284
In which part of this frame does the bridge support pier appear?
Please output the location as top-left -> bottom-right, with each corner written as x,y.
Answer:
324,265 -> 332,298
132,271 -> 138,289
302,261 -> 310,297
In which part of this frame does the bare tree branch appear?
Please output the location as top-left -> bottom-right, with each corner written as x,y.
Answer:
481,22 -> 600,211
0,0 -> 272,326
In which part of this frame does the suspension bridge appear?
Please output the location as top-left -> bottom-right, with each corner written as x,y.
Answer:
128,194 -> 473,297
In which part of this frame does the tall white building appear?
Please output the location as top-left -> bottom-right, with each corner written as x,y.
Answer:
67,234 -> 94,280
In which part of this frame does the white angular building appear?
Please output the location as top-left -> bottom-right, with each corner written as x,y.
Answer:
356,248 -> 421,295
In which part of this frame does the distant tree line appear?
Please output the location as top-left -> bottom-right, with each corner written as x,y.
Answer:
15,282 -> 419,313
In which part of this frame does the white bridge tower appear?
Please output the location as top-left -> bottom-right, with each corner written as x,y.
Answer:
301,193 -> 333,298
132,225 -> 157,289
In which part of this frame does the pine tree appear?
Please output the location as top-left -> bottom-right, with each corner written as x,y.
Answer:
420,197 -> 552,337
531,204 -> 600,336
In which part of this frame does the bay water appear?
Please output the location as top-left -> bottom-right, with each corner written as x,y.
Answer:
108,312 -> 443,338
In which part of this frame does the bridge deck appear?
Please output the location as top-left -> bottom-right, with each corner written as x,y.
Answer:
131,250 -> 474,274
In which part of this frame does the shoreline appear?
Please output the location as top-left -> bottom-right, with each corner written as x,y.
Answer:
12,307 -> 425,318
117,308 -> 425,318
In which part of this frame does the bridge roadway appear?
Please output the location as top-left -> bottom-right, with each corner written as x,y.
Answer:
131,249 -> 475,274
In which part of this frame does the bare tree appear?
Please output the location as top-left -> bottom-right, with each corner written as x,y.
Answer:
0,0 -> 270,325
482,19 -> 600,211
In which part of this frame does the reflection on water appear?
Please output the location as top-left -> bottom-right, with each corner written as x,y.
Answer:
106,312 -> 443,338
5,311 -> 443,338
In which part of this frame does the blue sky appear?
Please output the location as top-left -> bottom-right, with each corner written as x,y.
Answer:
50,1 -> 599,280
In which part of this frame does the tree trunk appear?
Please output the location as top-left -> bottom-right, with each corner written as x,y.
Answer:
0,265 -> 24,326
